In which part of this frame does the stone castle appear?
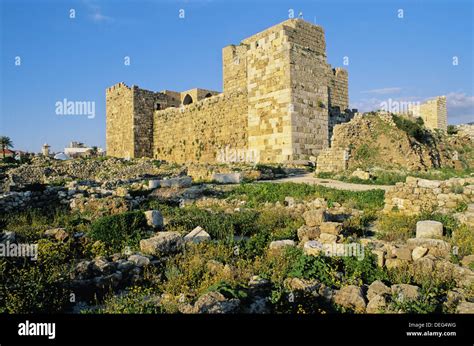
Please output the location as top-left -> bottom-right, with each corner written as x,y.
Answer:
106,19 -> 358,164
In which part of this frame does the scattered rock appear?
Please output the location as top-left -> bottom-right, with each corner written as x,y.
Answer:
297,225 -> 320,242
406,238 -> 451,258
385,258 -> 407,270
391,284 -> 420,302
366,294 -> 387,313
269,239 -> 295,250
334,285 -> 366,312
319,221 -> 342,235
303,240 -> 323,256
191,291 -> 240,314
140,232 -> 183,257
416,220 -> 443,239
144,210 -> 164,229
367,280 -> 390,301
159,176 -> 192,188
456,301 -> 474,314
351,169 -> 371,180
184,226 -> 211,244
393,246 -> 412,261
148,180 -> 160,189
128,254 -> 150,267
412,246 -> 428,261
211,173 -> 242,184
0,231 -> 16,243
319,233 -> 338,243
303,209 -> 326,227
44,228 -> 69,242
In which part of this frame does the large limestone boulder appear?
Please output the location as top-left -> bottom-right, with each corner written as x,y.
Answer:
319,222 -> 343,235
191,291 -> 240,314
211,173 -> 242,184
159,176 -> 192,188
366,294 -> 387,314
140,232 -> 183,257
303,240 -> 323,256
269,239 -> 295,250
297,225 -> 320,242
144,210 -> 164,229
184,226 -> 211,244
412,246 -> 428,261
416,220 -> 443,239
367,280 -> 391,301
407,238 -> 451,258
351,169 -> 371,180
391,284 -> 420,302
303,209 -> 326,227
333,285 -> 367,312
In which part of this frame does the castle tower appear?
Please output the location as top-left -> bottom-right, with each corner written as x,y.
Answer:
42,143 -> 50,157
409,96 -> 447,132
222,19 -> 351,163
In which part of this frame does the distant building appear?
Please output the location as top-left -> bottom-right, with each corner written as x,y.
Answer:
1,148 -> 14,158
64,141 -> 104,158
42,143 -> 51,157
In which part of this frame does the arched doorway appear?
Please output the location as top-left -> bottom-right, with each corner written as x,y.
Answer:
183,94 -> 193,105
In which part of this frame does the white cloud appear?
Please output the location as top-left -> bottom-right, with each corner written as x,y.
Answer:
83,0 -> 114,23
360,87 -> 402,95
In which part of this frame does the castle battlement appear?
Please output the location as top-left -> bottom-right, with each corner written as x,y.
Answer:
106,19 -> 356,163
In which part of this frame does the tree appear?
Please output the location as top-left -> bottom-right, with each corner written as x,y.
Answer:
0,136 -> 13,159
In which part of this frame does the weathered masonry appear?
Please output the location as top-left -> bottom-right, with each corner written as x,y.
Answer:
106,19 -> 356,164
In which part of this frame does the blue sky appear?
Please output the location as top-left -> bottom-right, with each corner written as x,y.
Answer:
1,0 -> 473,152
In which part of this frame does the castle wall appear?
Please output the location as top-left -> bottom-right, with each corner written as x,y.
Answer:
243,23 -> 294,163
287,20 -> 330,161
223,44 -> 248,93
106,19 -> 354,164
106,83 -> 135,158
153,91 -> 248,163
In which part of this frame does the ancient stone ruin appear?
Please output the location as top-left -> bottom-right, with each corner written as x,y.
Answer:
106,19 -> 357,164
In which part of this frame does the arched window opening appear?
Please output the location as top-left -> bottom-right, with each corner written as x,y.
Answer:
183,94 -> 193,105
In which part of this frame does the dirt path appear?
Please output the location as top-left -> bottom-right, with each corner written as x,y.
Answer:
262,173 -> 394,192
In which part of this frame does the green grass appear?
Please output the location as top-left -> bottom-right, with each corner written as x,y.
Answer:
316,167 -> 474,186
223,182 -> 385,210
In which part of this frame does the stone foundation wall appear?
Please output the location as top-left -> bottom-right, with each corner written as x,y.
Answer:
316,148 -> 349,173
384,177 -> 474,215
153,91 -> 248,164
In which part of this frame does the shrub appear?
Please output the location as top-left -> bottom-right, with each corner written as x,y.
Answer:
452,224 -> 474,258
92,286 -> 164,314
447,125 -> 458,135
376,211 -> 418,241
392,114 -> 431,143
88,211 -> 149,253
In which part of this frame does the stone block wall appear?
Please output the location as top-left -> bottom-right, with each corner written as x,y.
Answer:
106,83 -> 135,158
288,20 -> 330,161
223,44 -> 248,93
409,96 -> 447,132
243,22 -> 293,163
153,91 -> 248,163
106,19 -> 354,164
384,177 -> 474,215
316,148 -> 349,173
